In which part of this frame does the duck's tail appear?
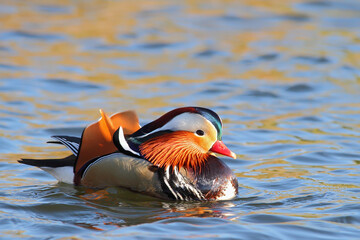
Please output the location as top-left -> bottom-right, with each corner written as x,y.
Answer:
18,155 -> 76,184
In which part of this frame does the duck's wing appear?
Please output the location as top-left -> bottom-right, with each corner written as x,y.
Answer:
44,109 -> 141,161
74,109 -> 141,175
48,135 -> 81,156
19,109 -> 142,185
79,152 -> 161,192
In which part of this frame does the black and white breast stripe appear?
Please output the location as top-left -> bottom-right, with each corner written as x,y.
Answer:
158,166 -> 205,201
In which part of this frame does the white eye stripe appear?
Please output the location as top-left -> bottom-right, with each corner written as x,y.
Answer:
142,112 -> 216,137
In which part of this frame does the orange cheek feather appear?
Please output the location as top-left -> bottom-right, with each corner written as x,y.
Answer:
139,131 -> 210,171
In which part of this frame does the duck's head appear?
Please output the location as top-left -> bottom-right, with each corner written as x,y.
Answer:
129,107 -> 236,170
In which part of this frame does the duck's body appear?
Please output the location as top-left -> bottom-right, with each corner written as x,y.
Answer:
19,107 -> 238,201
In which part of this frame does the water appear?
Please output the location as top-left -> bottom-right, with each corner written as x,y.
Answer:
1,0 -> 360,239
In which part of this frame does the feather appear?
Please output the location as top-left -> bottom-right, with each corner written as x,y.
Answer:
139,131 -> 209,171
74,109 -> 141,173
18,155 -> 76,167
50,136 -> 80,156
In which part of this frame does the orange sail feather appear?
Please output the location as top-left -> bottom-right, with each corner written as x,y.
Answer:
75,109 -> 141,174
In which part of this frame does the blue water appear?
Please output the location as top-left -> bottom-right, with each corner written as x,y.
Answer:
1,0 -> 360,239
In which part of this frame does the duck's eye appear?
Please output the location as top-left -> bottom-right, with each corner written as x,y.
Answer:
195,130 -> 205,136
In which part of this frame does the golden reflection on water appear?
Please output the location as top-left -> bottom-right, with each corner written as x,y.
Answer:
0,0 -> 323,85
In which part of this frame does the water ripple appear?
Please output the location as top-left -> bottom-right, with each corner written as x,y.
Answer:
1,0 -> 360,239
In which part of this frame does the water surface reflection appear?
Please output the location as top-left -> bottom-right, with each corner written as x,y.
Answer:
1,0 -> 360,239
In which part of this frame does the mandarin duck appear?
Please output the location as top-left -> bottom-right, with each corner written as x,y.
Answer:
19,107 -> 238,201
